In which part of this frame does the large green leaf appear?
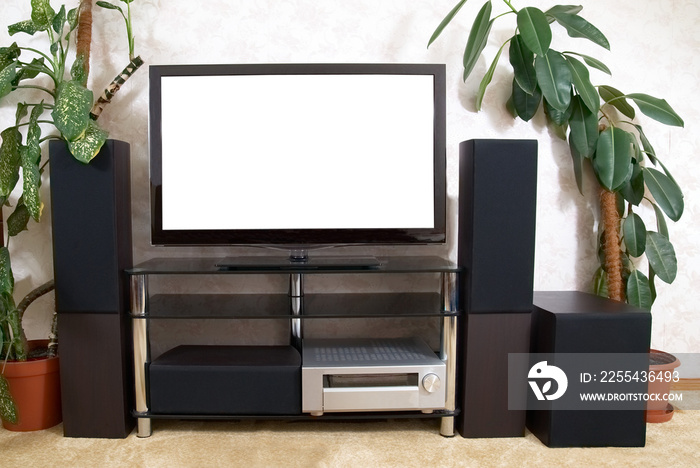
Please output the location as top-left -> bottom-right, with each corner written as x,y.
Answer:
651,203 -> 669,239
0,375 -> 18,425
0,127 -> 22,197
31,0 -> 56,30
645,231 -> 677,284
20,145 -> 43,222
463,1 -> 493,81
535,50 -> 572,111
548,12 -> 610,50
566,56 -> 599,113
476,42 -> 506,110
67,120 -> 108,163
568,136 -> 585,194
545,5 -> 583,22
545,92 -> 572,126
619,162 -> 644,206
7,201 -> 30,237
8,20 -> 42,36
0,247 -> 14,296
512,79 -> 541,121
627,93 -> 684,127
643,167 -> 684,222
568,95 -> 598,157
517,7 -> 551,56
623,212 -> 646,257
594,127 -> 634,191
52,80 -> 93,141
427,0 -> 470,47
0,63 -> 17,100
509,34 -> 536,94
565,51 -> 611,75
598,85 -> 635,119
626,270 -> 652,310
632,123 -> 656,165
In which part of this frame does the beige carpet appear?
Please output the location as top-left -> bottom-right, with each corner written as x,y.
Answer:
2,405 -> 698,467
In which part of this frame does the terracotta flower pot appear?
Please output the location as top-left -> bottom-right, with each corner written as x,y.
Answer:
2,341 -> 62,431
646,349 -> 680,424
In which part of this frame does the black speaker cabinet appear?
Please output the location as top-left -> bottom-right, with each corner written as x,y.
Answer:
50,139 -> 134,438
528,291 -> 652,447
456,139 -> 538,438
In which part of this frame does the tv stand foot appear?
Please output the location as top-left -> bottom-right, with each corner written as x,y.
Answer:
136,418 -> 152,438
440,416 -> 455,437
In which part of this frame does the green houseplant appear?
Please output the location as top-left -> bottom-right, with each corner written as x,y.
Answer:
428,1 -> 684,310
0,0 -> 141,427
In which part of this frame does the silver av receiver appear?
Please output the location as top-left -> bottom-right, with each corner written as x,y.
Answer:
302,337 -> 446,415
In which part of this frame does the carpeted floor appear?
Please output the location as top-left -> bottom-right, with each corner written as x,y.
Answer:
2,401 -> 699,468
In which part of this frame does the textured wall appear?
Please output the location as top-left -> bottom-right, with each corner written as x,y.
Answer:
2,1 -> 698,364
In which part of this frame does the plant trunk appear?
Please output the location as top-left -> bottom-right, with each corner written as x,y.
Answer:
76,0 -> 94,80
90,56 -> 144,120
600,188 -> 625,302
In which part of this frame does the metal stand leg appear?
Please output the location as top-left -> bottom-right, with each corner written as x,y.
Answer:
130,274 -> 152,438
439,272 -> 458,437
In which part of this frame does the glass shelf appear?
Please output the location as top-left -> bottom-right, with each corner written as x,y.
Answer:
134,292 -> 455,319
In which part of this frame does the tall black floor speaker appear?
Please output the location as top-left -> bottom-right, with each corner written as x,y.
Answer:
456,139 -> 538,438
50,139 -> 134,438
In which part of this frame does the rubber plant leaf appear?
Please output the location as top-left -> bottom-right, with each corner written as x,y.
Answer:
627,93 -> 684,127
626,269 -> 652,310
567,52 -> 611,75
623,212 -> 646,257
642,167 -> 683,222
463,1 -> 493,81
645,232 -> 677,284
593,127 -> 634,191
67,120 -> 108,164
632,123 -> 656,165
545,91 -> 573,126
619,162 -> 644,206
598,85 -> 635,119
476,41 -> 506,110
0,127 -> 21,197
52,80 -> 93,141
31,0 -> 56,31
544,5 -> 583,22
547,12 -> 610,50
534,49 -> 572,112
509,34 -> 537,95
566,55 -> 599,113
427,0 -> 469,48
568,136 -> 585,195
651,203 -> 669,239
511,79 -> 542,121
517,7 -> 551,56
568,96 -> 597,158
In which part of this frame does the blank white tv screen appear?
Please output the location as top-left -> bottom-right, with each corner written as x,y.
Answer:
159,74 -> 436,231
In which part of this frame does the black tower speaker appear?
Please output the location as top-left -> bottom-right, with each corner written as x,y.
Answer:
50,139 -> 134,438
456,139 -> 538,438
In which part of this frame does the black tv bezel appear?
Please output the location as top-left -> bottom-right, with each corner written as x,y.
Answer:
149,63 -> 447,246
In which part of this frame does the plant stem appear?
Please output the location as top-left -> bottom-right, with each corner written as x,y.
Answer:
90,55 -> 144,120
503,0 -> 518,14
600,188 -> 625,302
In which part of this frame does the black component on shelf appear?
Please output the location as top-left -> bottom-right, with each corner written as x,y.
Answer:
149,345 -> 302,415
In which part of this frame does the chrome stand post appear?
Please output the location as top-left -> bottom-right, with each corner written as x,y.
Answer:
289,273 -> 304,350
439,271 -> 458,437
130,274 -> 152,438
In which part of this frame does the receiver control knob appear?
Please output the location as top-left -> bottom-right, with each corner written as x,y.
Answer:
422,373 -> 441,393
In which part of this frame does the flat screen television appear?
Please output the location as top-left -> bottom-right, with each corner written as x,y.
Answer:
149,63 -> 446,264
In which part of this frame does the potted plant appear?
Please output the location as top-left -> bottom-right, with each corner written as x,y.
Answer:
428,1 -> 684,421
0,0 -> 141,430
